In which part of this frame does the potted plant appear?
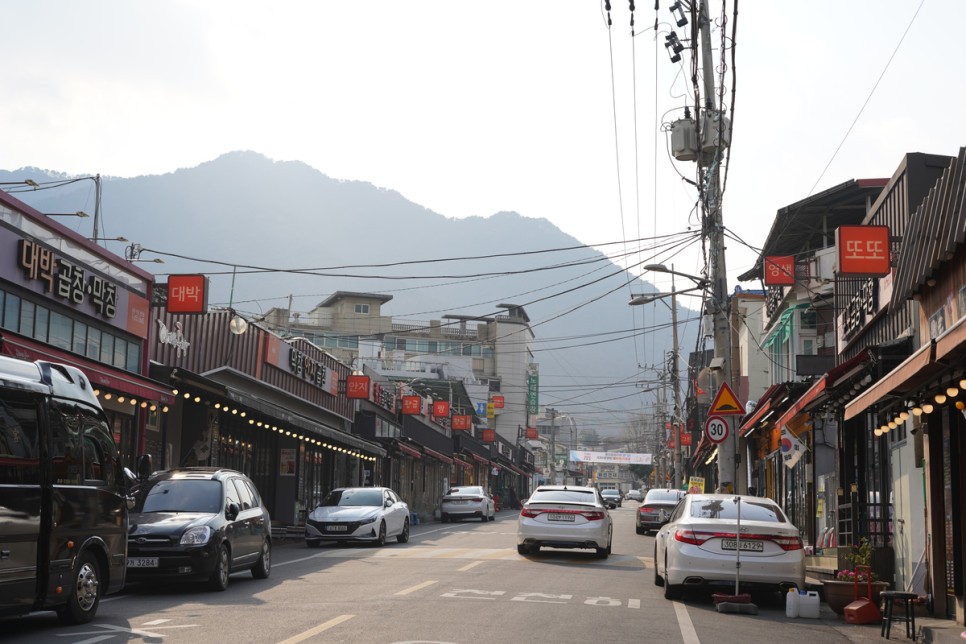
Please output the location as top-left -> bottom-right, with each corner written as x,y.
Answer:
821,538 -> 890,614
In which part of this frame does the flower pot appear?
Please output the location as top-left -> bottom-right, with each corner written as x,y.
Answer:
821,580 -> 890,615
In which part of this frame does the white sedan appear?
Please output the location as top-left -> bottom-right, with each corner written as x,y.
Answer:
517,485 -> 613,558
440,486 -> 495,522
305,487 -> 410,547
654,494 -> 805,599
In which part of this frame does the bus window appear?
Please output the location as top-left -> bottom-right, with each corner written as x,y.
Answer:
49,400 -> 85,485
0,395 -> 41,485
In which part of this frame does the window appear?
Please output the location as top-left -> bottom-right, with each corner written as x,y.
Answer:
0,393 -> 41,485
233,478 -> 254,510
49,312 -> 73,351
86,328 -> 101,360
19,300 -> 35,337
48,400 -> 84,486
126,343 -> 140,372
100,333 -> 114,365
113,338 -> 128,369
354,303 -> 370,315
33,305 -> 49,342
2,293 -> 20,331
72,321 -> 88,355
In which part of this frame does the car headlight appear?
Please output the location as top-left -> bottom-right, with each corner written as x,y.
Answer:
180,526 -> 213,545
358,514 -> 378,525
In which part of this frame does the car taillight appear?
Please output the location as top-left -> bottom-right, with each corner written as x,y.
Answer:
770,535 -> 804,551
469,497 -> 483,502
580,511 -> 605,521
674,529 -> 711,545
520,507 -> 543,518
640,505 -> 655,513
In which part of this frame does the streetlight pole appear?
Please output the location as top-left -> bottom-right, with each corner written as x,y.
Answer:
669,269 -> 683,491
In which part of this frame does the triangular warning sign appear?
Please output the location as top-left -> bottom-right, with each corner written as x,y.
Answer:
709,382 -> 743,415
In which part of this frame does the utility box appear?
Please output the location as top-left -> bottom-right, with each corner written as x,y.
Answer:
671,118 -> 699,161
701,110 -> 731,154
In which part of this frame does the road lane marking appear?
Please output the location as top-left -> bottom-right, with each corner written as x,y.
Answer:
396,580 -> 439,595
628,599 -> 641,609
673,600 -> 700,644
458,561 -> 483,572
277,615 -> 355,644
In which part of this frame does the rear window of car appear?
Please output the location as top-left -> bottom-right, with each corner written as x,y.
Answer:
688,498 -> 787,523
529,489 -> 597,505
602,490 -> 619,496
449,487 -> 483,496
645,490 -> 684,503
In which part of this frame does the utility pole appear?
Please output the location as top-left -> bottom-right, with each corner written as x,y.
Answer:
698,0 -> 734,492
547,408 -> 557,484
670,269 -> 683,491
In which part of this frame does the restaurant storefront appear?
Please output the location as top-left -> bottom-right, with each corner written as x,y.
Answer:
0,189 -> 174,467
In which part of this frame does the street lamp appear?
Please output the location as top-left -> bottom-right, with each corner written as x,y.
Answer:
91,235 -> 128,243
45,210 -> 90,218
629,264 -> 701,491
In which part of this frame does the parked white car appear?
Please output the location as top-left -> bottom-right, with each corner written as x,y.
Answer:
654,494 -> 805,599
517,485 -> 613,558
305,487 -> 410,547
440,486 -> 495,523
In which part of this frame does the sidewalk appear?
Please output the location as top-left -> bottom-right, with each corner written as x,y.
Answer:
804,574 -> 964,643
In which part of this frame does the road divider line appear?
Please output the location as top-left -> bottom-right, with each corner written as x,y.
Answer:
673,600 -> 700,644
275,614 -> 355,644
458,561 -> 483,572
396,580 -> 439,595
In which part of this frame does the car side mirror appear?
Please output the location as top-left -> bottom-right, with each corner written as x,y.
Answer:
136,454 -> 153,481
226,502 -> 240,521
385,500 -> 393,508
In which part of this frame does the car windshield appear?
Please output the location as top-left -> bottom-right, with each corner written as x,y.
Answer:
448,487 -> 483,496
689,498 -> 787,522
321,488 -> 384,507
528,489 -> 597,505
140,479 -> 223,513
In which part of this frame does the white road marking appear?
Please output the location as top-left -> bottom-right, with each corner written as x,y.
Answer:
396,580 -> 439,595
673,600 -> 701,644
142,619 -> 171,626
458,561 -> 483,571
276,614 -> 355,644
628,599 -> 641,609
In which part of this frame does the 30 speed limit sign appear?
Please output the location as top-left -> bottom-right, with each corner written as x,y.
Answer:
705,415 -> 729,444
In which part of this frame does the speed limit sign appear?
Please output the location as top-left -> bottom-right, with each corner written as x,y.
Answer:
705,415 -> 729,444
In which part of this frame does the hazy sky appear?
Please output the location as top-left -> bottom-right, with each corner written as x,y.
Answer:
3,0 -> 962,296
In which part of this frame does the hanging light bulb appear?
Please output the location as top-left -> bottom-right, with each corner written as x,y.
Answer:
887,421 -> 897,430
960,378 -> 966,390
957,401 -> 966,411
912,405 -> 923,416
935,392 -> 947,404
947,386 -> 959,397
923,402 -> 935,414
899,411 -> 909,421
874,428 -> 883,437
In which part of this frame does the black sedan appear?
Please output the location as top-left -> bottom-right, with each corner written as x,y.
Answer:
127,467 -> 272,591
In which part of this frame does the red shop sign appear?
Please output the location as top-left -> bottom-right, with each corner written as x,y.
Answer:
401,395 -> 422,415
346,374 -> 370,399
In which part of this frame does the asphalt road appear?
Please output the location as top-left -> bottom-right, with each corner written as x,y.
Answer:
3,502 -> 890,643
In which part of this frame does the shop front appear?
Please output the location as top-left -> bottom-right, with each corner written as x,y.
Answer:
0,189 -> 173,467
150,309 -> 385,525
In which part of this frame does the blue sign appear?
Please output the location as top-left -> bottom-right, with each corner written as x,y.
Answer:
476,402 -> 487,416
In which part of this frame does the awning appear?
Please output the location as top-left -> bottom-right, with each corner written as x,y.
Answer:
470,453 -> 490,465
763,303 -> 809,348
772,377 -> 828,430
396,442 -> 422,459
453,457 -> 474,472
936,315 -> 966,362
1,332 -> 174,404
423,446 -> 453,465
222,385 -> 386,457
844,341 -> 940,421
738,384 -> 783,437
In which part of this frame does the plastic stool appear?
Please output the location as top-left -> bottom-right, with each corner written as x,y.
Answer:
879,590 -> 917,639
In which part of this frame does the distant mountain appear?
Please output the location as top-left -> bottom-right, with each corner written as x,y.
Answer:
1,151 -> 700,434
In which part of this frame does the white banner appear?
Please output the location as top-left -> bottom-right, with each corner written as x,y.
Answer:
569,450 -> 652,465
781,425 -> 806,468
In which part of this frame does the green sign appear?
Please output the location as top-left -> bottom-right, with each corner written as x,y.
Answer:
526,373 -> 539,415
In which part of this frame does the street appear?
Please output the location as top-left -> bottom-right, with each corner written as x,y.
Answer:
4,503 -> 888,644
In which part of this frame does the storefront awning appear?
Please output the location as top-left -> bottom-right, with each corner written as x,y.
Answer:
453,456 -> 474,472
844,341 -> 940,421
1,332 -> 174,404
222,384 -> 386,457
396,442 -> 421,459
772,377 -> 827,430
470,453 -> 490,465
423,446 -> 453,465
738,384 -> 783,437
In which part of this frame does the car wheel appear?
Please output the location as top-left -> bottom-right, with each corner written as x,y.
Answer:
480,513 -> 488,523
306,539 -> 322,548
252,540 -> 271,579
208,544 -> 230,591
56,552 -> 100,625
517,544 -> 530,555
654,544 -> 664,587
397,518 -> 410,543
636,525 -> 644,535
663,553 -> 683,599
374,521 -> 387,547
488,512 -> 495,521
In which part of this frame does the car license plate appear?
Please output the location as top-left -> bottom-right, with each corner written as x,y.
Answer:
326,525 -> 348,532
127,557 -> 159,568
721,539 -> 764,552
451,500 -> 466,504
547,513 -> 575,522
